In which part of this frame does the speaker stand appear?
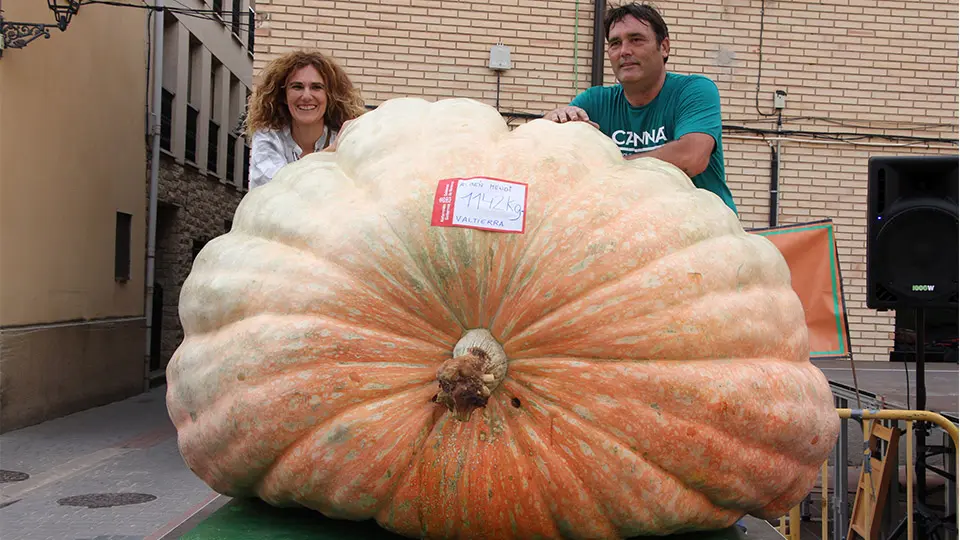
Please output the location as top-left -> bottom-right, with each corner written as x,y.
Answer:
886,500 -> 955,540
886,308 -> 957,540
917,308 -> 928,511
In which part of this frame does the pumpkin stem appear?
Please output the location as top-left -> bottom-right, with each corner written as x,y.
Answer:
435,329 -> 508,422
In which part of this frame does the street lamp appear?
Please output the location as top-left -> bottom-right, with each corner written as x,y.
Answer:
0,0 -> 82,56
48,0 -> 82,30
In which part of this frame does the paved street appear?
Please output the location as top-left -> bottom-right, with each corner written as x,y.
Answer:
0,386 -> 216,540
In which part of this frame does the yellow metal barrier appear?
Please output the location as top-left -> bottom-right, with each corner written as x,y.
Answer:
837,408 -> 959,443
776,408 -> 959,540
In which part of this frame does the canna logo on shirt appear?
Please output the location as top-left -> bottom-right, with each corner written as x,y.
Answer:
611,126 -> 667,153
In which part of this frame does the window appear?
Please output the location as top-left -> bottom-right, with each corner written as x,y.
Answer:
207,121 -> 219,172
231,0 -> 241,37
247,7 -> 255,54
208,58 -> 222,174
186,105 -> 199,163
242,144 -> 250,190
160,89 -> 173,151
226,133 -> 237,182
212,0 -> 223,19
227,75 -> 243,184
115,212 -> 132,281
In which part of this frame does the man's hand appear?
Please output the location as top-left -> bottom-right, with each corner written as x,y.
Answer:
544,106 -> 599,129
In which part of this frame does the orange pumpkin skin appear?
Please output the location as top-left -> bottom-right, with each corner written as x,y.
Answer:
166,98 -> 840,539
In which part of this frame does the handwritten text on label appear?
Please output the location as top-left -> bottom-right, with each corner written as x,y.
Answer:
431,177 -> 528,233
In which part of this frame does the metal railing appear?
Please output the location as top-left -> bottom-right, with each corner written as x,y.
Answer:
777,408 -> 958,540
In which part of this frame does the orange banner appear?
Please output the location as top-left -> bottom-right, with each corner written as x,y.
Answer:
749,219 -> 852,359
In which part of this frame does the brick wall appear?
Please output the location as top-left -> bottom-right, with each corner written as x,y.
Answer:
251,0 -> 959,361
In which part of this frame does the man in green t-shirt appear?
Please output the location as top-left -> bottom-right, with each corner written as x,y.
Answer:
545,2 -> 738,215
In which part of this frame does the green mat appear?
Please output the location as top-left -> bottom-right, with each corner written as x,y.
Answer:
179,497 -> 760,540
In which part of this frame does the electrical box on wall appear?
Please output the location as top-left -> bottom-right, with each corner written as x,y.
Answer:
489,43 -> 511,71
774,89 -> 787,109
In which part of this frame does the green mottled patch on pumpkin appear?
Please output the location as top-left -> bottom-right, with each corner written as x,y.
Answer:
453,449 -> 467,485
555,518 -> 577,538
572,404 -> 593,421
358,494 -> 378,510
434,262 -> 453,287
326,424 -> 351,444
520,266 -> 537,288
406,275 -> 426,293
453,236 -> 475,269
568,257 -> 592,275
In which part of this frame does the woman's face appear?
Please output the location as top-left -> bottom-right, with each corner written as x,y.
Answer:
284,65 -> 327,128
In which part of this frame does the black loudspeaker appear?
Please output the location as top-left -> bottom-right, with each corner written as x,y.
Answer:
866,155 -> 959,310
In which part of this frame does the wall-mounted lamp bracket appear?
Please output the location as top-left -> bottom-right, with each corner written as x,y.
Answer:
0,0 -> 81,58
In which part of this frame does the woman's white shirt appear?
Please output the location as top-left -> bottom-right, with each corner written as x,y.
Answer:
248,125 -> 337,189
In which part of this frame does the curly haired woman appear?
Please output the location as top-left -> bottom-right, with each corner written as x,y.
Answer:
246,50 -> 365,189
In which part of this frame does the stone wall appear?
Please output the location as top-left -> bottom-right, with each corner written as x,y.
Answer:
148,152 -> 245,371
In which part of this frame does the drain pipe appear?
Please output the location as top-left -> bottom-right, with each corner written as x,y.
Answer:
768,110 -> 783,227
144,0 -> 164,391
591,0 -> 605,87
768,140 -> 779,227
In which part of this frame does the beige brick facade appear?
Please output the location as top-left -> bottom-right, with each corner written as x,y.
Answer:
251,0 -> 958,362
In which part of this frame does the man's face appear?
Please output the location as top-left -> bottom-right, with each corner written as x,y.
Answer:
606,15 -> 669,86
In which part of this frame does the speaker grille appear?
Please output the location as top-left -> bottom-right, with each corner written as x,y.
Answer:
876,206 -> 958,304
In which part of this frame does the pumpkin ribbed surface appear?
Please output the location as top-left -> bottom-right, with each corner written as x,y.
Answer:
166,97 -> 839,539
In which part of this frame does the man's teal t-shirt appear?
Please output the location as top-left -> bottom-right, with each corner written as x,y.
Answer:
571,73 -> 737,214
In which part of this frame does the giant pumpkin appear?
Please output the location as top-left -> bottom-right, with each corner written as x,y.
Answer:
166,97 -> 839,539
